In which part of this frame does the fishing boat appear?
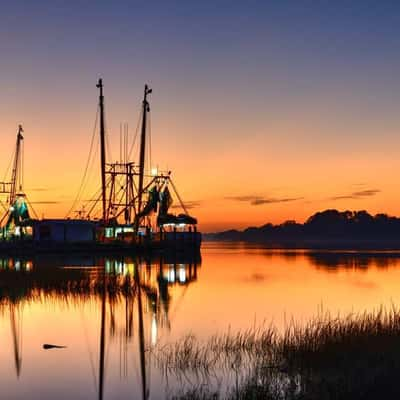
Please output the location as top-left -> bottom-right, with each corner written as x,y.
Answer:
0,80 -> 201,254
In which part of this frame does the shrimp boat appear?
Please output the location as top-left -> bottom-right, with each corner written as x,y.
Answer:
0,80 -> 201,253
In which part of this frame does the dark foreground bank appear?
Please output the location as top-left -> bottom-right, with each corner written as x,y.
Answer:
156,307 -> 400,399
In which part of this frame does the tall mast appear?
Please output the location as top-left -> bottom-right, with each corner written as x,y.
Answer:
10,125 -> 24,205
136,84 -> 152,228
96,79 -> 107,223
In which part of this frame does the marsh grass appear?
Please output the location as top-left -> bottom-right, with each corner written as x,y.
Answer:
156,307 -> 400,399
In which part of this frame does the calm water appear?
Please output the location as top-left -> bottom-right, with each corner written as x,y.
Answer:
2,242 -> 400,399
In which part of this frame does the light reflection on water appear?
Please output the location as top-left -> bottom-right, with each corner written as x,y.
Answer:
2,242 -> 400,399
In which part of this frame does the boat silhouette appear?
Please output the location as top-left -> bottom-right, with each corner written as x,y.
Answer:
0,81 -> 201,254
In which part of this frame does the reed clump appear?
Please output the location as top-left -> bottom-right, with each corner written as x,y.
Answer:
156,307 -> 400,399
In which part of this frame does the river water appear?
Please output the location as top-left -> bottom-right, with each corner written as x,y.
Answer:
1,242 -> 400,399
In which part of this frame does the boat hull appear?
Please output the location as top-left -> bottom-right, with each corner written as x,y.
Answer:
0,231 -> 202,255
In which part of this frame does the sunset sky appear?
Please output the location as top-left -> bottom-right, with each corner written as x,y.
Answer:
1,1 -> 400,231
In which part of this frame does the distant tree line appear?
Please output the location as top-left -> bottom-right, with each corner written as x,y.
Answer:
207,209 -> 400,242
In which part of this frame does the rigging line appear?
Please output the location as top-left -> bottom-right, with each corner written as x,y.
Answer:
25,197 -> 39,220
84,173 -> 113,218
84,180 -> 109,218
77,113 -> 101,209
0,210 -> 9,225
112,177 -> 127,205
113,177 -> 157,220
80,193 -> 100,219
83,135 -> 100,199
87,174 -> 123,219
169,179 -> 189,215
104,112 -> 113,164
3,145 -> 15,182
87,138 -> 101,187
0,198 -> 7,213
66,109 -> 99,218
83,186 -> 103,213
76,112 -> 100,214
148,113 -> 152,175
112,182 -> 131,220
65,107 -> 99,218
128,107 -> 143,161
85,197 -> 101,219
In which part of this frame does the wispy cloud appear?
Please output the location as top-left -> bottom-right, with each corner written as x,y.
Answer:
252,197 -> 303,205
171,200 -> 201,210
351,183 -> 367,187
353,189 -> 381,197
226,195 -> 303,206
330,189 -> 380,201
29,201 -> 60,205
28,187 -> 50,192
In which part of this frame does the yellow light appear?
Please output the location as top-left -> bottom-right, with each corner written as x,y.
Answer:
151,167 -> 158,176
151,314 -> 157,346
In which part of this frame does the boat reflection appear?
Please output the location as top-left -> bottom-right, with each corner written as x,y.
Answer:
0,253 -> 201,399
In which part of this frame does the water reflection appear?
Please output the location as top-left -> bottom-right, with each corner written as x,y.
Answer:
0,253 -> 200,400
260,250 -> 400,271
4,245 -> 400,399
211,244 -> 400,271
205,242 -> 400,271
305,251 -> 400,271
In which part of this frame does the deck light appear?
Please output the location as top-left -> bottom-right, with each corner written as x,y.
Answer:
151,167 -> 158,176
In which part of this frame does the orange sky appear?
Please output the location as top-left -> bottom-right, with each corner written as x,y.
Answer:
2,2 -> 400,232
1,98 -> 399,233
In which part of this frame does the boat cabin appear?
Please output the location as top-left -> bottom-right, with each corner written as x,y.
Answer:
33,219 -> 96,243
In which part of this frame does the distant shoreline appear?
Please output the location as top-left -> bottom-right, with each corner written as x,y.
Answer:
204,209 -> 400,250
